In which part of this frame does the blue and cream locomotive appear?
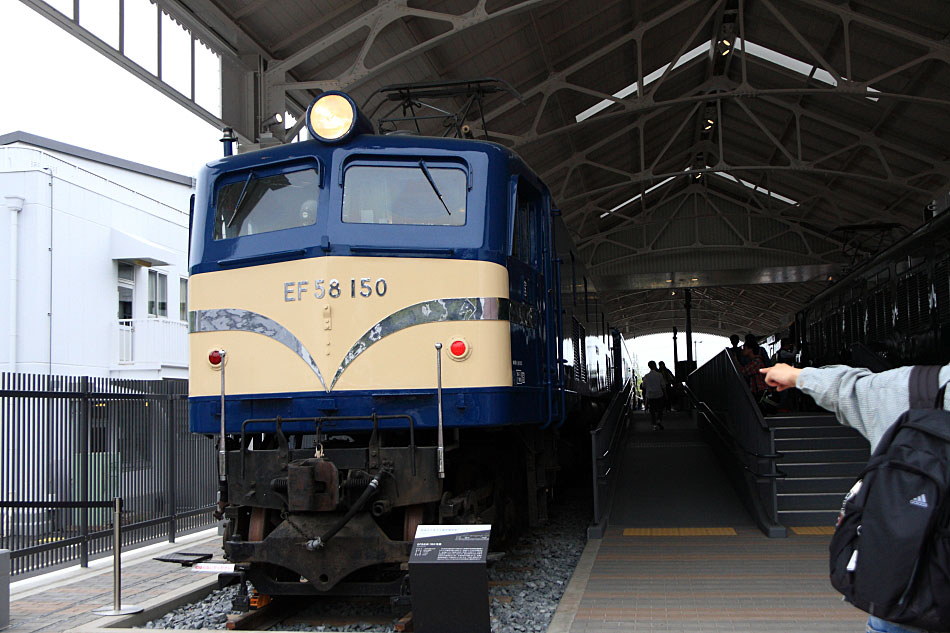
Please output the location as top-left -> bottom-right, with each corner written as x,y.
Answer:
188,89 -> 633,595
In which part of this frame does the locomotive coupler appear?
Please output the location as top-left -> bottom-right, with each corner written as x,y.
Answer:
304,462 -> 393,550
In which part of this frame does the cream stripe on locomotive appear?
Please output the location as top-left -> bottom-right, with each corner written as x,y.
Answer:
189,257 -> 513,396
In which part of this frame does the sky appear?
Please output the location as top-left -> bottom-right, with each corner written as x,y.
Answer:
0,1 -> 222,178
628,333 -> 729,377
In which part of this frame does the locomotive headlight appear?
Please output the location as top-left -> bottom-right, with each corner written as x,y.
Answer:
306,92 -> 371,143
448,338 -> 471,361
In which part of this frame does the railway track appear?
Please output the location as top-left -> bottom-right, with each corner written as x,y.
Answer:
223,570 -> 536,631
225,596 -> 409,631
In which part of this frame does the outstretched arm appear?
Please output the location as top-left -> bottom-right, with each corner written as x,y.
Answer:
760,363 -> 923,451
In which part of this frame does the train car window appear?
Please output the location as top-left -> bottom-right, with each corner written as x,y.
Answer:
342,165 -> 466,226
214,168 -> 319,239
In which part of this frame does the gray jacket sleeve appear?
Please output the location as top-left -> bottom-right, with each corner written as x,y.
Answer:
795,364 -> 950,452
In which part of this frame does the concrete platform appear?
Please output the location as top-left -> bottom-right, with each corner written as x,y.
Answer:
8,530 -> 221,633
548,412 -> 869,632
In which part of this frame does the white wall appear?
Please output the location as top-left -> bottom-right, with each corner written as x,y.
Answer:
0,143 -> 192,378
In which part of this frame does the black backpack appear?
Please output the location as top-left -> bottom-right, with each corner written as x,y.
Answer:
829,365 -> 950,630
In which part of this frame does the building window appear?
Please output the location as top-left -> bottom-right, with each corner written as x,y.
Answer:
180,278 -> 188,322
117,263 -> 134,320
148,270 -> 167,317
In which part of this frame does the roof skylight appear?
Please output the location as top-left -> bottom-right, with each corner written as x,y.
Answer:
712,171 -> 798,205
599,175 -> 677,218
576,38 -> 880,123
576,43 -> 708,123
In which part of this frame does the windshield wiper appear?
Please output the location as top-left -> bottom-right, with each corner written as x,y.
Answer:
418,160 -> 451,216
226,172 -> 255,228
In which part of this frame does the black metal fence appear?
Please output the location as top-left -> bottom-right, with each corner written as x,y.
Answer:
0,373 -> 217,577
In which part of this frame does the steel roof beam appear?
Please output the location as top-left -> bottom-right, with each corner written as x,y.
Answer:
272,0 -> 555,89
20,0 -> 238,137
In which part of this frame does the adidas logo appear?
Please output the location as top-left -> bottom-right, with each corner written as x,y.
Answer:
910,494 -> 929,508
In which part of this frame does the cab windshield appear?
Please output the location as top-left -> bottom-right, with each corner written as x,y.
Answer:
342,165 -> 466,226
214,168 -> 319,240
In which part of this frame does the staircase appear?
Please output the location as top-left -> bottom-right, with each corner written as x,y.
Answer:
769,413 -> 870,527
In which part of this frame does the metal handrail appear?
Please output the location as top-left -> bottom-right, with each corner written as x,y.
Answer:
589,381 -> 632,538
686,349 -> 785,536
684,385 -> 784,464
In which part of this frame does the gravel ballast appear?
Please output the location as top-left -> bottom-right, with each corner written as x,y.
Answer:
142,487 -> 589,633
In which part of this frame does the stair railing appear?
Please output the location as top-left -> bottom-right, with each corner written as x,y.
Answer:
588,380 -> 632,538
687,349 -> 786,537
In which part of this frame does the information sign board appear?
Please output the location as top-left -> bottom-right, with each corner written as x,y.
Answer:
409,525 -> 490,633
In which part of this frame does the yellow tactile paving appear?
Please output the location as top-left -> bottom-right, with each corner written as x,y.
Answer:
791,525 -> 836,535
622,526 -> 738,536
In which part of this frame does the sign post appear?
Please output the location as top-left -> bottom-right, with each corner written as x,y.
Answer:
409,524 -> 491,633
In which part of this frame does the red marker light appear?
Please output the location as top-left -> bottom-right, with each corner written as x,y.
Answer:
209,350 -> 224,365
448,338 -> 470,360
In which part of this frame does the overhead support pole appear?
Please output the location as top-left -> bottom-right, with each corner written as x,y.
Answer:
672,327 -> 679,368
685,289 -> 694,364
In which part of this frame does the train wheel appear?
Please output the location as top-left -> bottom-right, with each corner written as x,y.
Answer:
403,504 -> 424,541
249,507 -> 267,542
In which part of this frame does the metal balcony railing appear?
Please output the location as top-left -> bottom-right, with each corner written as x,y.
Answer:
116,319 -> 188,367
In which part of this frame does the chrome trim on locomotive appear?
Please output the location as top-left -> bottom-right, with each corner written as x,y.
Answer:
190,308 -> 330,391
329,297 -> 511,390
191,297 -> 533,393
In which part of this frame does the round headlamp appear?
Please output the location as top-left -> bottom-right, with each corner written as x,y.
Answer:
306,92 -> 367,143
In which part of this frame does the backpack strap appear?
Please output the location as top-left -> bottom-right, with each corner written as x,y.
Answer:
909,366 -> 942,409
938,382 -> 948,410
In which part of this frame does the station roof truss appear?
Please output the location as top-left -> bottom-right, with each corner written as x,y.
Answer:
25,0 -> 950,338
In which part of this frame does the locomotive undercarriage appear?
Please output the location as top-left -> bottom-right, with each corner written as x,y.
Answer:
219,419 -> 557,595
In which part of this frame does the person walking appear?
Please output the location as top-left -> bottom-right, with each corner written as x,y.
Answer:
641,361 -> 667,431
760,361 -> 950,633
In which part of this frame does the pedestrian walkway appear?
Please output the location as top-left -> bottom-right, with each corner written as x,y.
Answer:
8,530 -> 221,633
550,412 -> 867,632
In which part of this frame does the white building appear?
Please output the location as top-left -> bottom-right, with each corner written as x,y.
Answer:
0,132 -> 194,379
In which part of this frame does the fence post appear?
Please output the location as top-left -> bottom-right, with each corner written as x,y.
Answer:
79,376 -> 90,568
1,548 -> 9,631
167,389 -> 177,543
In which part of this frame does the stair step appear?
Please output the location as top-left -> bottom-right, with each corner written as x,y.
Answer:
779,462 -> 865,478
775,436 -> 870,451
773,425 -> 866,440
777,476 -> 856,494
778,509 -> 839,527
777,492 -> 846,511
768,414 -> 839,428
778,448 -> 870,463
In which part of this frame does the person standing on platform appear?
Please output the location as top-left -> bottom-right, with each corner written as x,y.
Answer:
739,344 -> 771,411
641,361 -> 666,431
741,333 -> 771,367
760,361 -> 950,633
727,334 -> 742,363
658,361 -> 676,410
